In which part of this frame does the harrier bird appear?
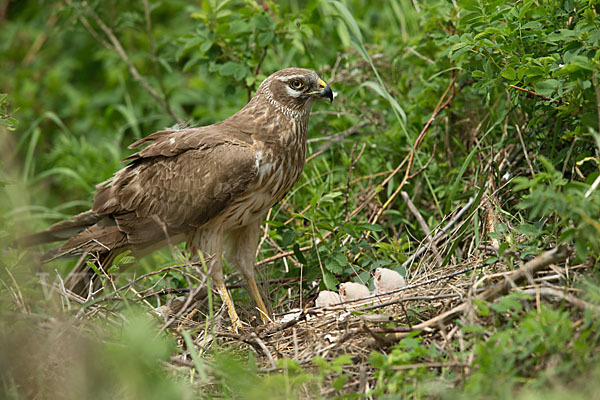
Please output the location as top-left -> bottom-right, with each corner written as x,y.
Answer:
21,68 -> 333,329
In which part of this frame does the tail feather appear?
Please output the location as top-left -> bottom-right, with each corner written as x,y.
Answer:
17,210 -> 131,296
42,222 -> 129,262
15,210 -> 103,247
14,209 -> 129,263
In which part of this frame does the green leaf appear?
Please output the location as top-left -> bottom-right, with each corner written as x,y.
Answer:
293,243 -> 306,264
502,67 -> 516,80
330,1 -> 363,43
360,81 -> 406,124
253,14 -> 273,30
257,31 -> 275,46
521,21 -> 542,30
219,61 -> 248,80
230,20 -> 252,34
535,79 -> 560,97
181,330 -> 208,382
112,250 -> 136,267
360,223 -> 383,232
321,191 -> 343,202
281,229 -> 296,247
514,223 -> 541,237
219,61 -> 240,76
332,252 -> 348,267
491,293 -> 525,313
473,298 -> 490,316
323,271 -> 338,290
332,375 -> 349,390
326,258 -> 344,274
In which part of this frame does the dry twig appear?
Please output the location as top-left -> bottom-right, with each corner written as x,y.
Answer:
384,245 -> 570,341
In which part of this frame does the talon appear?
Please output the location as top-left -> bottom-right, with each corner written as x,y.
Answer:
229,317 -> 243,333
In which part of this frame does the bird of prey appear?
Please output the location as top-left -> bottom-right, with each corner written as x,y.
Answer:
338,281 -> 370,302
372,267 -> 406,295
20,68 -> 333,330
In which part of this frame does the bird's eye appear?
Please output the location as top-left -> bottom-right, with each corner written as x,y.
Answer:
289,79 -> 304,90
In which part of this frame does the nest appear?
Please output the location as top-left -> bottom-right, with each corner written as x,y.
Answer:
156,244 -> 587,396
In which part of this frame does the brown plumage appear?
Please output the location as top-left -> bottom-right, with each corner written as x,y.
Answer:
20,68 -> 333,329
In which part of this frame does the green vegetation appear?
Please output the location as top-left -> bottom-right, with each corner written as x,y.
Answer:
1,0 -> 599,398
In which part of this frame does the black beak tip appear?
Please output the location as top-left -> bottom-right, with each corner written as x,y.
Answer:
321,85 -> 334,103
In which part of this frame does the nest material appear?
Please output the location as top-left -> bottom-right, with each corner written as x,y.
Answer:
157,244 -> 588,396
42,239 -> 592,397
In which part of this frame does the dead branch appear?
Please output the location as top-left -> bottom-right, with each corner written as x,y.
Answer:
401,191 -> 443,265
509,84 -> 567,105
521,287 -> 600,313
384,245 -> 570,341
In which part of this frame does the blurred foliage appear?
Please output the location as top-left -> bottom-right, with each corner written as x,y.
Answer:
1,0 -> 600,398
514,155 -> 600,260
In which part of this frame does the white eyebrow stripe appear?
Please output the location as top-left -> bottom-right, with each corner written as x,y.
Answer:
277,74 -> 309,81
285,86 -> 302,97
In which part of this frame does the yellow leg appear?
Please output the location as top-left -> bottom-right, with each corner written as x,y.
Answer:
214,279 -> 243,332
246,275 -> 271,324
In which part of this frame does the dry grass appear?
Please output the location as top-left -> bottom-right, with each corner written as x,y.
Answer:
150,243 -> 583,397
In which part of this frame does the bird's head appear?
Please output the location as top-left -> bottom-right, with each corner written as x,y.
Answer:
258,68 -> 334,114
337,282 -> 347,298
373,268 -> 383,285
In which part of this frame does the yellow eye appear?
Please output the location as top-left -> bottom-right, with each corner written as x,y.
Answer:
289,79 -> 304,90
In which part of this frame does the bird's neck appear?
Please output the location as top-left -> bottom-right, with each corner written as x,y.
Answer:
260,86 -> 313,120
229,89 -> 313,142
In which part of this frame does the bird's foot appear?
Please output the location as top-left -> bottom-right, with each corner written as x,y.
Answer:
246,275 -> 273,325
214,279 -> 243,333
229,316 -> 243,334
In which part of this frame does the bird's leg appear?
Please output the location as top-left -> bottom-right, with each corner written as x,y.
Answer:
190,227 -> 242,332
225,219 -> 272,324
213,279 -> 243,332
209,258 -> 244,332
245,274 -> 271,324
210,260 -> 244,332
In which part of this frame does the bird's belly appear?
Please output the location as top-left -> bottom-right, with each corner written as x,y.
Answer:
215,161 -> 301,230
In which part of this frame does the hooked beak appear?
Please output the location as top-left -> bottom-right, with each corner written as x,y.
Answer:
320,84 -> 334,103
310,78 -> 334,103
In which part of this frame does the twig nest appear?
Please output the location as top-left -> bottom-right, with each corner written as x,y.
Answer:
373,267 -> 406,295
338,282 -> 370,301
315,290 -> 342,307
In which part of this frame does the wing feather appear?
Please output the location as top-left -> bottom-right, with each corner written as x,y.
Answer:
93,137 -> 258,246
26,126 -> 259,257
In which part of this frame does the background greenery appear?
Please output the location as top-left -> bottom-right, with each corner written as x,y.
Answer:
1,0 -> 599,398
